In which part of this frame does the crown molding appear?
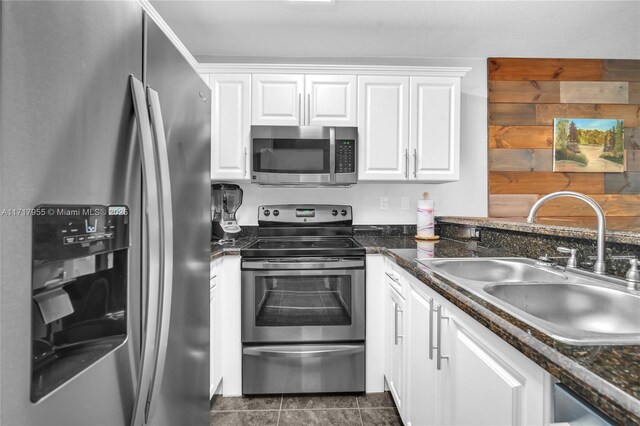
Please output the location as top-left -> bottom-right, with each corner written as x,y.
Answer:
196,63 -> 471,78
136,0 -> 205,81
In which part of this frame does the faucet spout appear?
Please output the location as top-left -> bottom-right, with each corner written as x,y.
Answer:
526,191 -> 607,274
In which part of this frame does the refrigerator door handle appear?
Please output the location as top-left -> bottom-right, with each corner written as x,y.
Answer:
129,76 -> 163,426
144,87 -> 174,423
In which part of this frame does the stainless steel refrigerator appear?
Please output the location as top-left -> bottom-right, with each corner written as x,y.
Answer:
0,2 -> 211,425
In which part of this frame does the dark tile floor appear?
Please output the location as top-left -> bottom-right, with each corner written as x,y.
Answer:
210,392 -> 403,426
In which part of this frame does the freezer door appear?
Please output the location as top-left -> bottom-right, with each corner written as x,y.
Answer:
1,1 -> 143,425
140,17 -> 212,426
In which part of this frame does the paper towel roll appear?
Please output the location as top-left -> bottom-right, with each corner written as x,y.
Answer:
417,242 -> 435,258
417,199 -> 435,237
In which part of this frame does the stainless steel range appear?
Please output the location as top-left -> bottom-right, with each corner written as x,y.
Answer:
240,205 -> 366,394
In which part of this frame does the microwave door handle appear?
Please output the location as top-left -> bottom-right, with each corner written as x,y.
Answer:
129,76 -> 162,426
144,87 -> 175,423
329,127 -> 336,183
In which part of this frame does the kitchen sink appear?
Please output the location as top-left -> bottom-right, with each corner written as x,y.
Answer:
427,258 -> 567,283
416,257 -> 640,345
484,282 -> 640,344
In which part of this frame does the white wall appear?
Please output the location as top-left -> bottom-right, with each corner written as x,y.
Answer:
232,57 -> 487,226
154,1 -> 640,61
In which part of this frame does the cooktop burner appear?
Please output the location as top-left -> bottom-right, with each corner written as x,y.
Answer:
241,204 -> 365,258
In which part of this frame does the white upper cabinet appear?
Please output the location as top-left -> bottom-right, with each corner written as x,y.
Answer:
357,76 -> 410,181
251,74 -> 304,126
357,74 -> 462,182
305,75 -> 357,126
410,76 -> 460,181
252,74 -> 356,126
201,65 -> 468,183
210,74 -> 251,180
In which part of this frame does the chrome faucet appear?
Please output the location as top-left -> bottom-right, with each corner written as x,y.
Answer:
527,191 -> 607,274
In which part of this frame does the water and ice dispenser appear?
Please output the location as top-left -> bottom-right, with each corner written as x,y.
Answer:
31,205 -> 129,401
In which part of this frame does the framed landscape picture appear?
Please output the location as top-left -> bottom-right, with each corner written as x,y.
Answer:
553,118 -> 625,173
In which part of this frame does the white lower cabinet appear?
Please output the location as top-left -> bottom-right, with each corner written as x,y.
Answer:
209,259 -> 222,398
210,255 -> 243,397
439,298 -> 546,426
384,260 -> 548,426
385,281 -> 407,420
407,287 -> 441,426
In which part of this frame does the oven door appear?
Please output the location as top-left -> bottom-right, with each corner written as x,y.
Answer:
241,257 -> 365,343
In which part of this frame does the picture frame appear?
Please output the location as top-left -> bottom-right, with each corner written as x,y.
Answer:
553,118 -> 625,173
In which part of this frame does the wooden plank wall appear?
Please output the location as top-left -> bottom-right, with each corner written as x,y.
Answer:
487,58 -> 640,218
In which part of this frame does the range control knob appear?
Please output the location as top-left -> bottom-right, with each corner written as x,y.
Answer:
331,209 -> 338,216
273,209 -> 279,217
341,209 -> 348,216
263,209 -> 270,217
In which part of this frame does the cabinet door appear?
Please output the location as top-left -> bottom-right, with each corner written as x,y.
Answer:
251,74 -> 303,125
357,76 -> 409,181
209,259 -> 222,397
410,76 -> 460,181
210,74 -> 251,180
442,312 -> 535,426
386,284 -> 406,418
408,288 -> 441,426
209,283 -> 220,398
305,75 -> 357,126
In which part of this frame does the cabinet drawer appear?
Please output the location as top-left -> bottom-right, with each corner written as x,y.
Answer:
385,261 -> 407,298
210,260 -> 219,279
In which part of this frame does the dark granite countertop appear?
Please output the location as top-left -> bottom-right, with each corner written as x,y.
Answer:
375,239 -> 640,425
438,216 -> 640,246
210,237 -> 254,260
211,234 -> 640,423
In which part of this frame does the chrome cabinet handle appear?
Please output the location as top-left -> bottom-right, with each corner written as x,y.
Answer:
298,93 -> 302,125
385,272 -> 400,284
428,299 -> 435,360
413,148 -> 417,178
405,149 -> 409,179
394,304 -> 404,345
436,305 -> 449,371
307,93 -> 311,125
244,147 -> 248,177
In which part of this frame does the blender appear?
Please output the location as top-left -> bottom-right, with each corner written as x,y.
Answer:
211,183 -> 243,241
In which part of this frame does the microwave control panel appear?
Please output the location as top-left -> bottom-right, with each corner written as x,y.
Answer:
336,140 -> 355,174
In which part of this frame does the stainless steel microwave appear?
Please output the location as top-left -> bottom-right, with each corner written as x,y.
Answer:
250,126 -> 357,186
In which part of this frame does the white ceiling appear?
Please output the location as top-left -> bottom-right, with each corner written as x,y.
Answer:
151,0 -> 640,63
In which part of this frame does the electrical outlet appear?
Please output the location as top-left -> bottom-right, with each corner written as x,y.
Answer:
400,197 -> 410,210
379,196 -> 389,210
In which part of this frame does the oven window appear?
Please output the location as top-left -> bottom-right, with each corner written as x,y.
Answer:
253,139 -> 330,174
254,275 -> 352,327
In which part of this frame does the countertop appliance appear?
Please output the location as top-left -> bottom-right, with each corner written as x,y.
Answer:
240,205 -> 366,394
251,126 -> 357,187
211,183 -> 243,241
1,2 -> 210,425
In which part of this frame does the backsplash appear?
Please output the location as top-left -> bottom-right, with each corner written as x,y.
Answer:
488,58 -> 640,219
439,223 -> 640,279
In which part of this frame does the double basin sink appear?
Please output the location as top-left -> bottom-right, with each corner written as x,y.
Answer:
416,258 -> 640,346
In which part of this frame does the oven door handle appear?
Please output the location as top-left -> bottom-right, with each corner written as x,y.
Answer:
242,259 -> 365,270
244,345 -> 363,358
